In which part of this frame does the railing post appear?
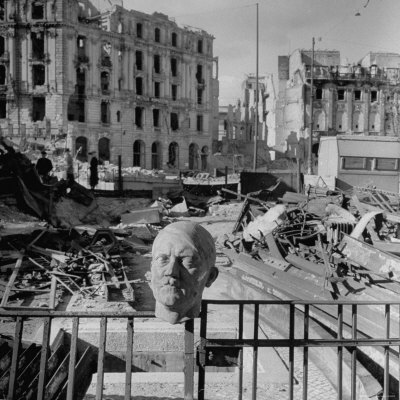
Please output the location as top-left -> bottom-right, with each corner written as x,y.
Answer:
184,319 -> 194,400
96,317 -> 107,400
351,304 -> 357,400
303,304 -> 309,400
337,304 -> 343,400
252,303 -> 259,400
7,316 -> 23,400
384,304 -> 390,399
238,304 -> 244,400
67,317 -> 79,400
198,303 -> 208,400
125,317 -> 134,400
289,303 -> 295,400
37,317 -> 52,400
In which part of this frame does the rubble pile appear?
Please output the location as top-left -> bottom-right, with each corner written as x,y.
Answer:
223,185 -> 400,295
0,226 -> 155,309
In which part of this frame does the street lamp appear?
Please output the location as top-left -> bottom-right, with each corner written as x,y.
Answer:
307,36 -> 315,175
252,3 -> 259,172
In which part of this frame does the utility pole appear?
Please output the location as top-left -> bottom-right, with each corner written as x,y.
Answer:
253,3 -> 259,172
307,37 -> 315,175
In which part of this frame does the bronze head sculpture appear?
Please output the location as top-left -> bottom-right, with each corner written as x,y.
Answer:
151,221 -> 219,324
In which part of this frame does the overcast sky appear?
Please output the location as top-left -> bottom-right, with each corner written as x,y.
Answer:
117,0 -> 400,105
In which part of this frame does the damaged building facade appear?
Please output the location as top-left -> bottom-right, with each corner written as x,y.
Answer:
0,0 -> 219,169
216,74 -> 274,169
275,49 -> 400,160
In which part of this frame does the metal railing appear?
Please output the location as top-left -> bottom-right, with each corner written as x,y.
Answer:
0,300 -> 399,399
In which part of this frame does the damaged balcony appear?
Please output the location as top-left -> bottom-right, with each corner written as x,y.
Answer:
305,65 -> 400,85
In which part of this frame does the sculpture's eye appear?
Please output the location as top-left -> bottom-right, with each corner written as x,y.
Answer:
155,255 -> 169,264
182,257 -> 197,270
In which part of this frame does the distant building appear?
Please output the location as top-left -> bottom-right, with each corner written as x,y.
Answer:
216,74 -> 273,169
0,0 -> 219,170
275,49 -> 400,160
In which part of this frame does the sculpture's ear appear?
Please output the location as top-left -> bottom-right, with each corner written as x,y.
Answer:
205,266 -> 219,288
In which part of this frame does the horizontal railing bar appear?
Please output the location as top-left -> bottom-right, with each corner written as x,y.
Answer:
205,339 -> 400,347
202,300 -> 400,306
0,310 -> 156,318
1,300 -> 399,318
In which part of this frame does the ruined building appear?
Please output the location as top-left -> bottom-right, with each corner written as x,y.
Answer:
0,0 -> 219,169
275,49 -> 400,160
215,74 -> 273,170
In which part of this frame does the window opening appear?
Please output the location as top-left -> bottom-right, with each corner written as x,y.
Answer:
154,54 -> 160,73
171,112 -> 179,131
135,107 -> 143,128
371,90 -> 377,102
32,97 -> 45,121
171,58 -> 177,77
32,2 -> 44,19
32,32 -> 44,60
101,101 -> 110,124
135,51 -> 143,70
338,89 -> 345,101
155,28 -> 160,43
32,64 -> 45,86
354,90 -> 361,101
171,84 -> 177,101
154,82 -> 160,98
197,114 -> 203,131
136,77 -> 143,95
0,96 -> 6,118
153,109 -> 160,127
172,32 -> 177,47
196,65 -> 203,83
136,23 -> 142,38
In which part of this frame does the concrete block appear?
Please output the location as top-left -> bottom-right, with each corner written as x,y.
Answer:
121,207 -> 161,225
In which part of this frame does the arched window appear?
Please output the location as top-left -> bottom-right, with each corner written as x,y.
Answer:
75,136 -> 88,162
189,143 -> 200,170
168,142 -> 179,168
151,141 -> 162,170
133,140 -> 145,167
98,137 -> 110,163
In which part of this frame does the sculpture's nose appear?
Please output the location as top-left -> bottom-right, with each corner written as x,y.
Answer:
164,256 -> 180,277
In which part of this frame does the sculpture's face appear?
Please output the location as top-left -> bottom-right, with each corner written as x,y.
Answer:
151,222 -> 217,323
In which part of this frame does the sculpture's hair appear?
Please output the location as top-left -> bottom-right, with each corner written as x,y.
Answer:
153,221 -> 216,267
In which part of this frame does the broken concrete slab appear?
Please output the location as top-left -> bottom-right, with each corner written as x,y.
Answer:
120,207 -> 161,225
